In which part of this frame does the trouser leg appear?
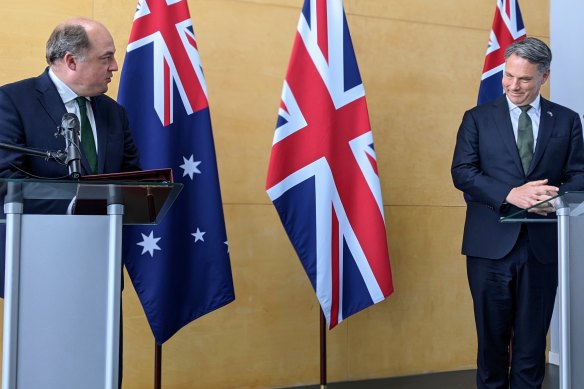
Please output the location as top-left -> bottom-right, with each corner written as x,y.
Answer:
467,255 -> 515,389
509,243 -> 557,389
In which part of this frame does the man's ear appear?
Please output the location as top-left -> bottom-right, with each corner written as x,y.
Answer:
63,52 -> 77,71
542,68 -> 551,84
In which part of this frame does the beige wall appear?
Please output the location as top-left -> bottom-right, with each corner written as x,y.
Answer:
0,0 -> 550,388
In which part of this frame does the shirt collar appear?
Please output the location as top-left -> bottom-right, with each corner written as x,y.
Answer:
506,94 -> 541,114
48,68 -> 89,104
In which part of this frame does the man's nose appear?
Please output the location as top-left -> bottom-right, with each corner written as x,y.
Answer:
110,57 -> 119,71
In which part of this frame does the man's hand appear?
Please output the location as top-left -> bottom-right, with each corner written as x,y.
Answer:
506,179 -> 559,215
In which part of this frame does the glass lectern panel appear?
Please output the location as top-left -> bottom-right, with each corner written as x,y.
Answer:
500,191 -> 584,223
0,178 -> 182,225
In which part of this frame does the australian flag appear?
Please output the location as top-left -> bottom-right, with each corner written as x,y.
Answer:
478,0 -> 526,104
118,0 -> 234,344
266,0 -> 393,329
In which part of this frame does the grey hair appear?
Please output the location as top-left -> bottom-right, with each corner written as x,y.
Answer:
45,24 -> 90,64
504,37 -> 552,74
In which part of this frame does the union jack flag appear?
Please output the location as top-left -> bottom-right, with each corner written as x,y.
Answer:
266,0 -> 393,329
478,0 -> 526,104
127,0 -> 208,125
118,0 -> 234,344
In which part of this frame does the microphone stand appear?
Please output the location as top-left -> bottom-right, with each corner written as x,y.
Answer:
0,113 -> 83,180
0,142 -> 79,179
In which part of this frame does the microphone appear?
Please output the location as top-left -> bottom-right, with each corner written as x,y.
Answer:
59,113 -> 82,179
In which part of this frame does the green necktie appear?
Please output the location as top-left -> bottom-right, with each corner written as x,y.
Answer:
517,105 -> 534,174
76,97 -> 97,174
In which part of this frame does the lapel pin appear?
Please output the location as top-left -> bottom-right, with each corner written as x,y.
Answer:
547,111 -> 553,117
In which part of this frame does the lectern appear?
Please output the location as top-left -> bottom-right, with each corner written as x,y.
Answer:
501,192 -> 584,389
0,178 -> 181,389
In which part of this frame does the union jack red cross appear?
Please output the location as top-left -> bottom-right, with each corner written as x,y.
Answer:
127,0 -> 208,127
266,0 -> 393,328
483,0 -> 526,75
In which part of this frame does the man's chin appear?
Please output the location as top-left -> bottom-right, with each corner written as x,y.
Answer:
507,95 -> 526,105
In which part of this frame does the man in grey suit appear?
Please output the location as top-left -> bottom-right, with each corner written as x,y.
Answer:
452,37 -> 584,388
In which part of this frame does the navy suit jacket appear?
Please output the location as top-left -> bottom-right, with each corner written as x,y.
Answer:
0,70 -> 141,296
452,95 -> 584,263
0,69 -> 140,178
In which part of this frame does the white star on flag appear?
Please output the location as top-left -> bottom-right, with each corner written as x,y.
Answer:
137,231 -> 162,257
180,154 -> 202,179
191,227 -> 206,242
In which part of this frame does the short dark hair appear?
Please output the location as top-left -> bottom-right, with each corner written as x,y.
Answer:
504,37 -> 552,74
45,24 -> 90,64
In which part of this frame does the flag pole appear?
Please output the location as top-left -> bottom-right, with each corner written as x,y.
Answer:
320,309 -> 327,389
155,342 -> 162,389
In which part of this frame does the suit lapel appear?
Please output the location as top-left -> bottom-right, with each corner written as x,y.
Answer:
35,70 -> 95,173
34,70 -> 107,176
529,98 -> 554,174
492,96 -> 524,174
35,70 -> 67,129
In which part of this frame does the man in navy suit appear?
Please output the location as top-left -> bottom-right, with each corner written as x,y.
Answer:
0,18 -> 140,388
0,17 -> 140,178
452,37 -> 584,388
